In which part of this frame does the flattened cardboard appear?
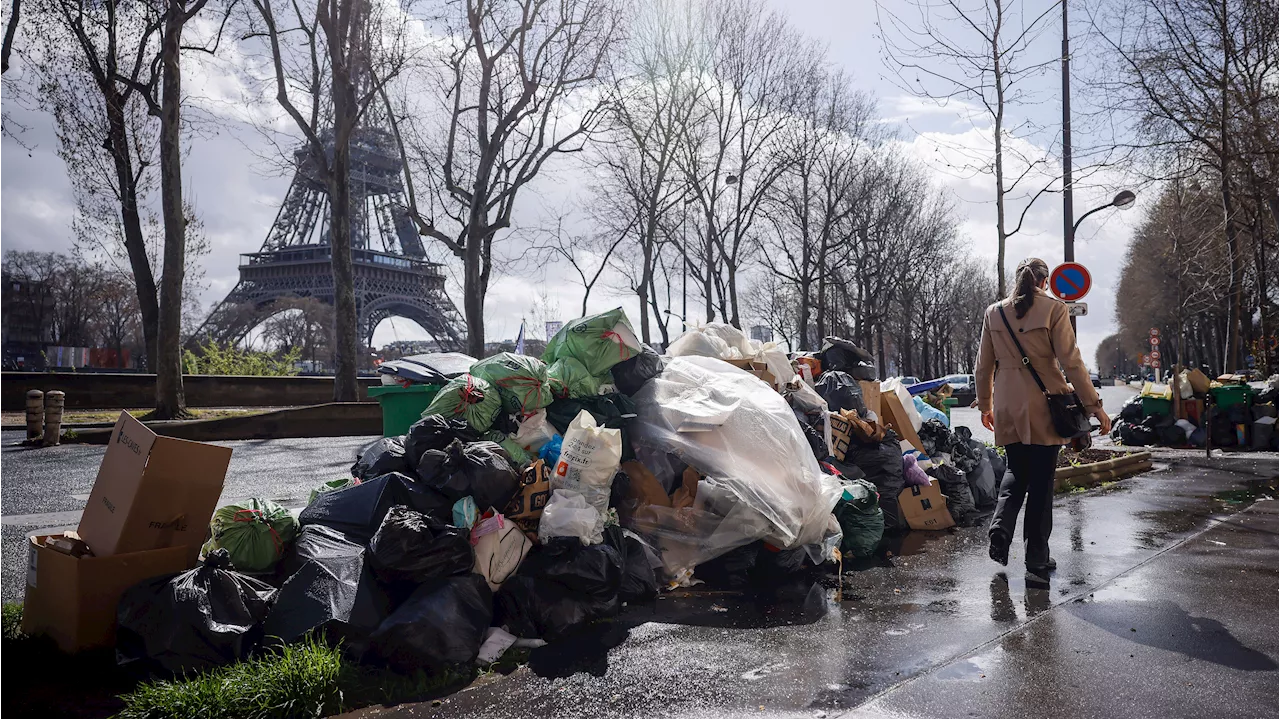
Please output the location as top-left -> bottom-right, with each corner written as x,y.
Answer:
880,391 -> 927,455
725,358 -> 777,387
22,535 -> 188,653
77,412 -> 231,564
898,480 -> 954,530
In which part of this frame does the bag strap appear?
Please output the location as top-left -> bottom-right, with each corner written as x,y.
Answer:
998,304 -> 1050,398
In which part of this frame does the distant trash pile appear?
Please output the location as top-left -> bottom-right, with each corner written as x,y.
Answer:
23,308 -> 1020,677
1111,370 -> 1278,451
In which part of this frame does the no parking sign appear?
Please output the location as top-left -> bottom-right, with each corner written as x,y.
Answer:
1050,263 -> 1092,302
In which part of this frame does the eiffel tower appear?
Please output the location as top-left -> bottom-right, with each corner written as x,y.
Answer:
191,125 -> 465,352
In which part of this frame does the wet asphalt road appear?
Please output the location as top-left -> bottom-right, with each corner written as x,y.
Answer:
343,454 -> 1278,719
0,431 -> 376,604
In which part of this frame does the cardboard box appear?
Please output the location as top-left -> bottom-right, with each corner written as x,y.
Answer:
880,391 -> 927,455
898,480 -> 955,530
1185,368 -> 1211,395
1180,398 -> 1205,425
725,357 -> 777,387
22,535 -> 188,653
78,412 -> 231,564
859,381 -> 881,420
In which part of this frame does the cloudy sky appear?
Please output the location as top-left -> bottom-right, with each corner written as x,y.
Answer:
1,0 -> 1147,370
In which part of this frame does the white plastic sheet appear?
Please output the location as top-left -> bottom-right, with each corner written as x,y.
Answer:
626,356 -> 843,575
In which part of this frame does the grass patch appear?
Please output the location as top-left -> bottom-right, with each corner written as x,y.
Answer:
1,407 -> 261,427
115,638 -> 478,719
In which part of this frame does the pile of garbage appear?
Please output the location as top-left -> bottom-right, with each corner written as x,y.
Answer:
107,309 -> 1002,677
1111,370 -> 1278,451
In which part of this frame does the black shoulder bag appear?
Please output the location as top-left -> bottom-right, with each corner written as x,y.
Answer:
998,305 -> 1091,439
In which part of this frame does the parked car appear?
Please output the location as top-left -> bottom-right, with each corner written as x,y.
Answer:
1090,372 -> 1101,388
898,376 -> 922,387
941,373 -> 975,392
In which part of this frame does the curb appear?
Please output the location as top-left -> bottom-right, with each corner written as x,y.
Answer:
63,403 -> 382,444
1054,451 -> 1153,492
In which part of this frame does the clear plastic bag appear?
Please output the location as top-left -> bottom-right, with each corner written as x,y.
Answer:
514,409 -> 557,453
625,356 -> 843,575
537,489 -> 601,545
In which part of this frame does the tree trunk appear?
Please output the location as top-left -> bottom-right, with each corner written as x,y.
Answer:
105,97 -> 160,372
464,225 -> 486,357
639,236 -> 653,344
992,17 -> 1008,298
153,4 -> 188,419
330,94 -> 359,400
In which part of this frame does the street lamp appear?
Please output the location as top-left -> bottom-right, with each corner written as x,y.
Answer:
1071,190 -> 1136,235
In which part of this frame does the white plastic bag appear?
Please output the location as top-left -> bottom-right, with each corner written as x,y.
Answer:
667,322 -> 755,360
551,410 -> 622,542
514,409 -> 556,452
472,515 -> 532,591
537,489 -> 601,545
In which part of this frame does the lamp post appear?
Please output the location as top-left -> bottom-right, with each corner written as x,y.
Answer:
1064,190 -> 1136,330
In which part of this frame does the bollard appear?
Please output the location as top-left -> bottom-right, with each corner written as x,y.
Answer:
25,390 -> 44,441
42,391 -> 65,447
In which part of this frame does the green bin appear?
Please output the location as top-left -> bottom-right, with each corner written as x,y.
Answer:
942,397 -> 958,423
1209,385 -> 1254,409
366,383 -> 441,437
1141,396 -> 1172,417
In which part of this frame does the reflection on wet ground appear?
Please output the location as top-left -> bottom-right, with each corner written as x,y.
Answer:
361,457 -> 1278,719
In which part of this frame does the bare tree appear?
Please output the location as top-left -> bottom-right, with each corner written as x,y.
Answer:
247,0 -> 413,399
1088,0 -> 1277,371
676,0 -> 821,327
24,0 -> 165,371
401,0 -> 623,357
759,69 -> 879,350
526,214 -> 626,316
877,0 -> 1062,297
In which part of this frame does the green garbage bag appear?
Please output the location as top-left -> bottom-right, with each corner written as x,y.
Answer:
541,308 -> 641,377
309,477 -> 360,505
470,352 -> 554,414
547,357 -> 603,399
484,430 -> 533,467
202,498 -> 299,572
422,374 -> 502,432
834,478 -> 884,559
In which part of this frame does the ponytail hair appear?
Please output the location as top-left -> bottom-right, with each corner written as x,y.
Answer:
1010,258 -> 1049,319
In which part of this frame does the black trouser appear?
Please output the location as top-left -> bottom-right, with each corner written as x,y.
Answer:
988,443 -> 1061,568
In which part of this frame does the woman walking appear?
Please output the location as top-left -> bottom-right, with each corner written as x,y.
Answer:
975,258 -> 1111,574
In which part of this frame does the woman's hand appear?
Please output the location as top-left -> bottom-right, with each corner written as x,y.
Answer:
1092,406 -> 1112,435
981,411 -> 995,431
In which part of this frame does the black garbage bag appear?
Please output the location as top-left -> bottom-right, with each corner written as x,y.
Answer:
987,447 -> 1007,484
930,464 -> 976,523
416,439 -> 519,512
495,538 -> 622,640
1157,423 -> 1186,446
604,526 -> 658,604
368,506 -> 474,584
299,472 -> 451,541
818,336 -> 878,381
264,525 -> 393,658
815,371 -> 866,414
1117,421 -> 1157,446
844,435 -> 905,531
694,541 -> 761,588
117,549 -> 276,674
369,574 -> 493,673
611,343 -> 666,396
1120,395 -> 1144,423
404,415 -> 479,471
755,545 -> 811,576
800,421 -> 829,462
352,436 -> 411,480
966,451 -> 999,510
918,419 -> 953,458
949,426 -> 985,474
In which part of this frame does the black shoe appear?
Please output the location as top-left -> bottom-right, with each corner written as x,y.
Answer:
1027,557 -> 1057,572
989,531 -> 1010,566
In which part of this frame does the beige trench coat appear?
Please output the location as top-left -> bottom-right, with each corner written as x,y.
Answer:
975,289 -> 1102,447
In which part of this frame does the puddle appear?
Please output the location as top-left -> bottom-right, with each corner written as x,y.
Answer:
936,651 -> 1001,681
1212,478 -> 1277,504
